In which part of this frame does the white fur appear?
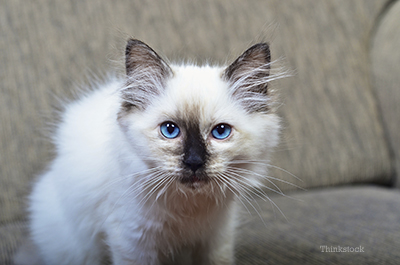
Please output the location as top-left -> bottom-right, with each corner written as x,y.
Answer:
22,63 -> 280,265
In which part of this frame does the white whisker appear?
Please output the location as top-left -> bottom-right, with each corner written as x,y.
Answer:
226,166 -> 305,198
98,168 -> 164,229
219,172 -> 269,228
226,167 -> 285,197
230,159 -> 304,183
215,173 -> 252,216
136,173 -> 171,209
96,166 -> 163,194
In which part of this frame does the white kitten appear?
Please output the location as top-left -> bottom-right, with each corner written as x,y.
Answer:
15,39 -> 281,265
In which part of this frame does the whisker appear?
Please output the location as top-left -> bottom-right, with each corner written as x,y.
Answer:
226,167 -> 285,197
137,173 -> 173,210
227,166 -> 305,194
155,174 -> 174,201
219,169 -> 290,222
268,165 -> 303,183
224,175 -> 283,220
224,170 -> 273,201
96,166 -> 163,194
99,170 -> 164,229
116,172 -> 172,230
226,167 -> 303,205
149,174 -> 175,210
118,171 -> 164,202
229,160 -> 304,183
215,173 -> 252,216
219,172 -> 269,228
214,178 -> 227,198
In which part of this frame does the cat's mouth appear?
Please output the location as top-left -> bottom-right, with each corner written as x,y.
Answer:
179,173 -> 210,189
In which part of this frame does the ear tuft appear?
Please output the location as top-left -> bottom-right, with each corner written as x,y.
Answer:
223,43 -> 271,83
223,43 -> 274,113
125,39 -> 172,78
121,39 -> 172,112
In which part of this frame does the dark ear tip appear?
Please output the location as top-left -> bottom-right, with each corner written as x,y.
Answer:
249,42 -> 271,60
126,39 -> 144,54
252,42 -> 270,49
126,38 -> 144,46
223,42 -> 272,82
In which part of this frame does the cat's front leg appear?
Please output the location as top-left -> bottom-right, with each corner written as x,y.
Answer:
208,208 -> 237,265
191,242 -> 211,265
208,240 -> 236,265
108,241 -> 161,265
191,239 -> 235,265
106,226 -> 161,265
192,219 -> 236,265
110,251 -> 159,265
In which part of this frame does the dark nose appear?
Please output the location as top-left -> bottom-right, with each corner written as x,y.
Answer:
183,152 -> 205,173
183,125 -> 208,173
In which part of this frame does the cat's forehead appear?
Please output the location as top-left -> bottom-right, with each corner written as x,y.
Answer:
168,65 -> 227,98
160,65 -> 234,124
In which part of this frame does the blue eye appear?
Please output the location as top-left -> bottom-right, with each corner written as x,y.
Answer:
211,124 -> 232,140
160,122 -> 180,139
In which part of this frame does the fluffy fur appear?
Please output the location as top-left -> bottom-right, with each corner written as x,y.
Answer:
15,40 -> 282,265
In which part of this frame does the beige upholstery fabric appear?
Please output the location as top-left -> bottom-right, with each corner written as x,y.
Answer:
372,0 -> 400,187
236,186 -> 400,264
0,0 -> 398,264
268,1 -> 392,189
0,222 -> 27,265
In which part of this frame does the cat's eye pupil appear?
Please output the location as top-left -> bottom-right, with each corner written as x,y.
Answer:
160,122 -> 180,139
217,125 -> 226,135
166,124 -> 175,134
211,124 -> 231,140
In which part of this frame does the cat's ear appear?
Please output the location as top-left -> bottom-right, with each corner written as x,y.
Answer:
121,39 -> 172,111
223,43 -> 272,113
125,39 -> 172,78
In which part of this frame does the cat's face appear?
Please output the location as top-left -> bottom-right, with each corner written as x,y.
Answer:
118,39 -> 280,194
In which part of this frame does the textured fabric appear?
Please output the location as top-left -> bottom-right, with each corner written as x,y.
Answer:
236,186 -> 400,264
0,222 -> 27,265
267,1 -> 392,189
371,1 -> 400,187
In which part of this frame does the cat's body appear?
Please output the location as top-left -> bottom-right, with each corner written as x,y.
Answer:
15,40 -> 281,265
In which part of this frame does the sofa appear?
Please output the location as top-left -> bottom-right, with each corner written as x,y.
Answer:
1,0 -> 400,264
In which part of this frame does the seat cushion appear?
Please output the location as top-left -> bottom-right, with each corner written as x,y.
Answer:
236,186 -> 400,264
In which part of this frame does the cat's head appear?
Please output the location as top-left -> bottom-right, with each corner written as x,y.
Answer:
118,39 -> 281,196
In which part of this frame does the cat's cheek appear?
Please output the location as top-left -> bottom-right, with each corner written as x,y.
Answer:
147,136 -> 184,170
207,140 -> 237,169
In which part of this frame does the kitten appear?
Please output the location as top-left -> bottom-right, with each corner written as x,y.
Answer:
15,39 -> 281,265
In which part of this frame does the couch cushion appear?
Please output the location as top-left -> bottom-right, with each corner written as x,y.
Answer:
0,0 -> 392,225
371,1 -> 400,187
236,186 -> 400,264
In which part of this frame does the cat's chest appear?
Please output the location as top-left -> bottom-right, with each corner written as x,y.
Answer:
141,196 -> 225,244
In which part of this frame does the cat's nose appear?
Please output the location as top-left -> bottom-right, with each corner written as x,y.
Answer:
183,153 -> 204,173
183,127 -> 208,173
